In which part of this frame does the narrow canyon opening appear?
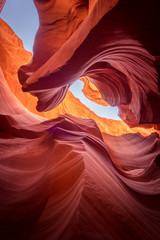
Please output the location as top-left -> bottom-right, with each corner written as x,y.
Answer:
1,0 -> 121,121
69,80 -> 121,120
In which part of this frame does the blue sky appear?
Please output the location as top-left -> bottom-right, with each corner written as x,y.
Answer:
70,81 -> 121,120
1,0 -> 39,52
1,0 -> 121,120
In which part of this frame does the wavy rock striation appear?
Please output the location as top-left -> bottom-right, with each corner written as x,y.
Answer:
1,18 -> 156,136
0,67 -> 160,239
0,0 -> 160,240
18,0 -> 160,126
1,68 -> 160,240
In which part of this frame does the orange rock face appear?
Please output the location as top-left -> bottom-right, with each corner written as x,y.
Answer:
0,18 -> 158,136
80,76 -> 109,106
18,0 -> 160,126
0,1 -> 160,240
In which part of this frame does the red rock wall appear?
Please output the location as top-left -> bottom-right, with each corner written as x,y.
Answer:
19,0 -> 160,126
1,18 -> 155,136
0,1 -> 160,240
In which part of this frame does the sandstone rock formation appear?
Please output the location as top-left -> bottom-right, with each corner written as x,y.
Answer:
1,18 -> 156,136
19,0 -> 160,126
0,65 -> 160,240
0,0 -> 160,240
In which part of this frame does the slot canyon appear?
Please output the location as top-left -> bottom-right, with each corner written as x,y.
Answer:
0,0 -> 160,239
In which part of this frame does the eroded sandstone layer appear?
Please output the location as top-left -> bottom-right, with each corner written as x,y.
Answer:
0,0 -> 160,240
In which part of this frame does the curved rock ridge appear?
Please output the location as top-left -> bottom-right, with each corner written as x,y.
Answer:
0,67 -> 160,240
18,0 -> 160,125
80,76 -> 109,106
1,18 -> 158,136
18,0 -> 118,109
0,1 -> 160,239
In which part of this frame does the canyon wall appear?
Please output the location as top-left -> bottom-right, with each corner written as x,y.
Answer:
0,0 -> 160,239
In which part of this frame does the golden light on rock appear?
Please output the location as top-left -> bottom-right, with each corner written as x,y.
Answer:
0,1 -> 160,239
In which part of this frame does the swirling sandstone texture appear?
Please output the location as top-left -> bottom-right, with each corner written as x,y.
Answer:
0,0 -> 160,240
19,0 -> 160,125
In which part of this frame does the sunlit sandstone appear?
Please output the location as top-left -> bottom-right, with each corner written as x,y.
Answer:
0,18 -> 158,136
0,0 -> 160,240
